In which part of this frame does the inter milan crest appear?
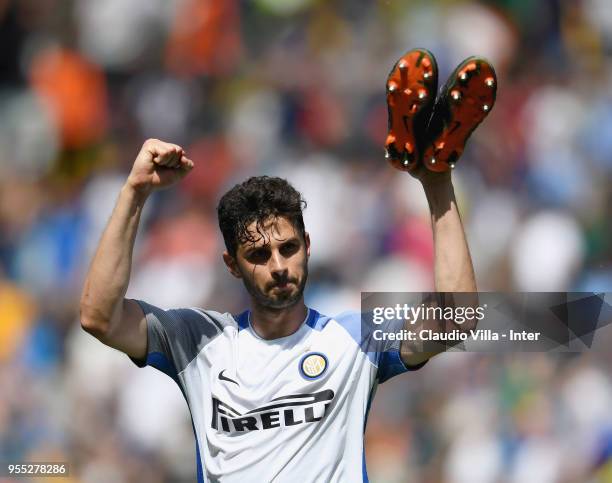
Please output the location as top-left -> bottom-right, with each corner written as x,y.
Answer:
299,352 -> 328,380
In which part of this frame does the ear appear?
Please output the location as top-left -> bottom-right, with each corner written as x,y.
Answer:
222,251 -> 242,279
304,232 -> 311,259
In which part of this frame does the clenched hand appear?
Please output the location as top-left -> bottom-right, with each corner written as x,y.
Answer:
126,138 -> 194,196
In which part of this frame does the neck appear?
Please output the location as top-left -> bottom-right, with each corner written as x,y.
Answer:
249,299 -> 308,340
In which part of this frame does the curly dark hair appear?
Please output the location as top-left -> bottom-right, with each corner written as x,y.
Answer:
217,176 -> 307,257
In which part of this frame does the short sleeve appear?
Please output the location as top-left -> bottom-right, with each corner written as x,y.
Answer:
369,313 -> 428,383
377,350 -> 428,383
129,299 -> 235,382
332,310 -> 428,385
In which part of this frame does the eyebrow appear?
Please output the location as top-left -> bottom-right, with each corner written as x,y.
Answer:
243,236 -> 300,255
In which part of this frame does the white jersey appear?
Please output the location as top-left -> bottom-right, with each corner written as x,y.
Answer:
130,300 -> 426,482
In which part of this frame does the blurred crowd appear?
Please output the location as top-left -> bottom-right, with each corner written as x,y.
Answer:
1,0 -> 612,481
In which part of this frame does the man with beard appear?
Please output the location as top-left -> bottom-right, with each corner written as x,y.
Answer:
80,49 -> 495,482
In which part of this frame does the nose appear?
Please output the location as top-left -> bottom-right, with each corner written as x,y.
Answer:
269,250 -> 288,280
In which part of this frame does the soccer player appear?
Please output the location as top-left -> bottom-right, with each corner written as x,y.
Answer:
80,49 -> 496,482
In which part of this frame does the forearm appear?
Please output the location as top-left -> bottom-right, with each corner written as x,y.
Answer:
424,180 -> 476,292
80,184 -> 148,335
400,180 -> 477,366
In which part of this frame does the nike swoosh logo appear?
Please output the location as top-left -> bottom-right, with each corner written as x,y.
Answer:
219,370 -> 240,386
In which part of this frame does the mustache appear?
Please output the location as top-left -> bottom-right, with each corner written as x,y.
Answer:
267,278 -> 297,290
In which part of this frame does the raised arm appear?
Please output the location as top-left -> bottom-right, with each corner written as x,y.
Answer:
424,175 -> 476,293
382,49 -> 494,368
79,139 -> 193,359
400,172 -> 478,367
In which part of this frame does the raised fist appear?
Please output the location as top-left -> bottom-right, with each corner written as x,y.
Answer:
126,138 -> 194,195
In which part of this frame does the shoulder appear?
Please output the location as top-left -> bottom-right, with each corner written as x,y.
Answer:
135,300 -> 240,335
308,308 -> 366,341
328,310 -> 361,332
304,308 -> 358,329
185,307 -> 240,330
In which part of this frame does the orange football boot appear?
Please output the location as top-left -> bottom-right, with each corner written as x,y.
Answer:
422,57 -> 497,172
385,49 -> 438,172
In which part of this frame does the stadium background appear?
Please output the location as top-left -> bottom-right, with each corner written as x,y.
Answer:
1,0 -> 611,481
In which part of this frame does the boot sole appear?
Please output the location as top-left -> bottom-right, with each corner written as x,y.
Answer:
423,57 -> 497,172
385,49 -> 438,172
